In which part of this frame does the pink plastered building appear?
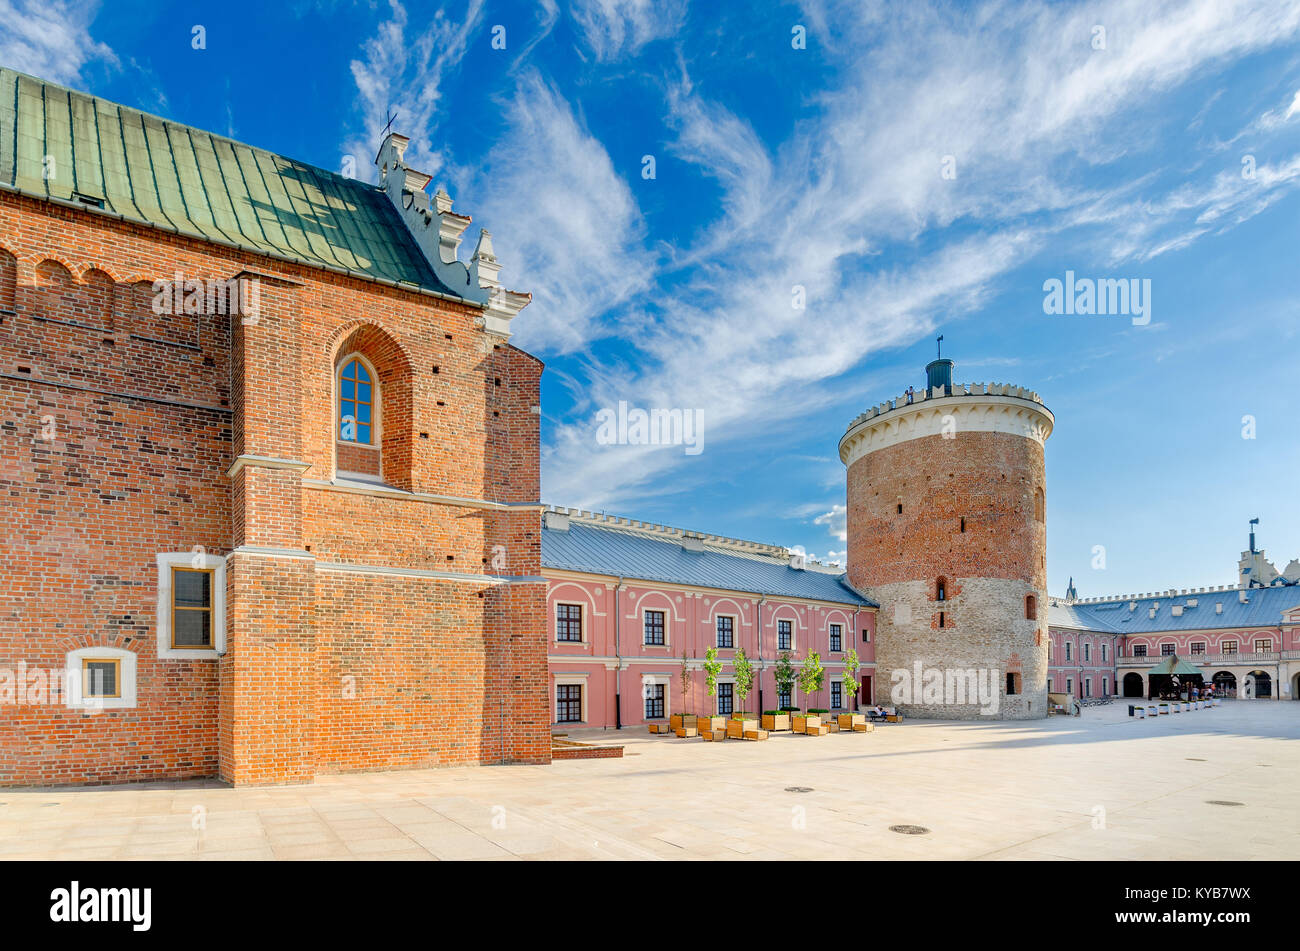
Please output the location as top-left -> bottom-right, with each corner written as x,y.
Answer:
541,508 -> 876,729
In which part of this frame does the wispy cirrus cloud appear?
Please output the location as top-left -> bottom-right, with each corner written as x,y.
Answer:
569,0 -> 688,61
0,0 -> 116,84
540,0 -> 1300,508
344,0 -> 486,179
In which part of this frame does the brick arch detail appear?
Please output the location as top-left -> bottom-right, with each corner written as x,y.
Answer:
328,321 -> 414,490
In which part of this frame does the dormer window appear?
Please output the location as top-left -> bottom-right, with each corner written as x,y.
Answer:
339,357 -> 375,444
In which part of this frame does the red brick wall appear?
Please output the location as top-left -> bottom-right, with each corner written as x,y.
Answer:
846,429 -> 1047,591
0,188 -> 548,785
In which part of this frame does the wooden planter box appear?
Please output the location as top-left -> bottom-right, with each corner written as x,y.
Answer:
670,714 -> 697,732
792,714 -> 822,734
697,715 -> 726,733
825,719 -> 840,733
852,721 -> 874,732
762,713 -> 791,732
743,729 -> 769,741
886,713 -> 903,722
701,728 -> 727,742
675,726 -> 698,738
805,723 -> 829,736
726,717 -> 758,739
837,713 -> 866,730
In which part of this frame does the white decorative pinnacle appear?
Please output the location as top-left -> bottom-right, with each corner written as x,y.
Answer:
374,133 -> 530,337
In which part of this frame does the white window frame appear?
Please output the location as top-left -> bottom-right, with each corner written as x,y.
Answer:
156,552 -> 225,660
830,677 -> 845,710
775,616 -> 797,652
554,602 -> 585,644
828,622 -> 843,653
65,646 -> 137,711
640,673 -> 671,720
715,613 -> 737,649
641,606 -> 668,648
554,674 -> 588,723
714,676 -> 735,715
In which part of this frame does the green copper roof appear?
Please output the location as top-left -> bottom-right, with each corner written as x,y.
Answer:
0,68 -> 456,296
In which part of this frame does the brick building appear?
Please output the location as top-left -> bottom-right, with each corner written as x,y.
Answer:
0,69 -> 549,786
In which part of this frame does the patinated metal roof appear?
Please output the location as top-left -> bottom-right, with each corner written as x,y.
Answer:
0,67 -> 456,296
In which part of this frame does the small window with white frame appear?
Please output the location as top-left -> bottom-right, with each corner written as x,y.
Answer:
829,623 -> 842,653
777,619 -> 793,651
156,552 -> 225,660
831,680 -> 843,709
65,646 -> 137,710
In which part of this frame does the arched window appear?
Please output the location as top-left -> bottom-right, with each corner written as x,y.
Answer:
1034,486 -> 1045,522
936,577 -> 947,601
1025,594 -> 1037,620
338,356 -> 376,445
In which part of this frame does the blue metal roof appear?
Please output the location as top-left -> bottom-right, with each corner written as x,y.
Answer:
1049,584 -> 1300,634
542,521 -> 874,606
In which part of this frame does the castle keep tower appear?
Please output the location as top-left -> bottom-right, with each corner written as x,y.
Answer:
839,355 -> 1053,719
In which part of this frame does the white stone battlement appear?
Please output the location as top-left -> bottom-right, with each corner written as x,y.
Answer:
844,382 -> 1047,433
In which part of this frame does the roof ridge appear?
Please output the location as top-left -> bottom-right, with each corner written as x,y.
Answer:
2,67 -> 358,189
544,504 -> 844,571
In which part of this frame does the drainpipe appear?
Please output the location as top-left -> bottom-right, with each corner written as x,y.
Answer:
614,575 -> 624,729
756,596 -> 766,716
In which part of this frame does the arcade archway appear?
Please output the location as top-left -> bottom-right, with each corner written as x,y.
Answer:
1212,671 -> 1237,697
1122,672 -> 1144,697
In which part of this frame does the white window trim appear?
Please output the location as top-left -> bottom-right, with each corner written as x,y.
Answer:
156,552 -> 225,660
830,676 -> 846,709
642,606 -> 669,648
554,673 -> 588,723
65,646 -> 137,711
555,602 -> 586,644
775,616 -> 797,652
715,613 -> 737,649
640,673 -> 671,719
828,622 -> 844,653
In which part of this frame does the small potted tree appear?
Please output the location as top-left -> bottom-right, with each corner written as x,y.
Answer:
698,646 -> 726,735
797,651 -> 827,735
764,651 -> 795,732
837,647 -> 868,731
727,647 -> 759,738
670,649 -> 697,733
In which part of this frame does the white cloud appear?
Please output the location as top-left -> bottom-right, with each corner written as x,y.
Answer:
814,505 -> 847,543
569,0 -> 687,61
543,0 -> 1300,508
0,0 -> 116,84
344,0 -> 485,179
455,70 -> 656,353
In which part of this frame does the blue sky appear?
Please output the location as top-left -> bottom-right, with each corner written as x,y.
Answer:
5,0 -> 1300,596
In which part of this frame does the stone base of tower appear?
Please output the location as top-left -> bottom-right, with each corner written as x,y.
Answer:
870,579 -> 1048,720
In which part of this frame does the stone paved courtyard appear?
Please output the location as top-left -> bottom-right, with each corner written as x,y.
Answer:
2,700 -> 1296,860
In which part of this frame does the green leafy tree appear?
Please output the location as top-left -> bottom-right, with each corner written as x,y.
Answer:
773,651 -> 796,711
799,650 -> 825,710
841,647 -> 860,710
702,646 -> 723,715
679,649 -> 692,716
732,647 -> 755,717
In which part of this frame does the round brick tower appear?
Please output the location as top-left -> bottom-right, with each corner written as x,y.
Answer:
840,356 -> 1053,719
